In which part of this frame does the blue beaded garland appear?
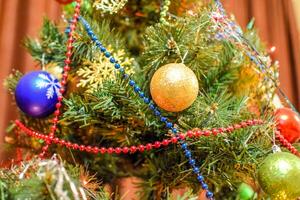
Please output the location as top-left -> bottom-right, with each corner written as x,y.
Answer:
149,104 -> 155,110
166,122 -> 173,128
181,143 -> 187,150
114,63 -> 121,69
79,16 -> 213,198
206,191 -> 214,198
143,97 -> 150,104
65,27 -> 71,35
172,128 -> 178,133
134,85 -> 140,92
197,175 -> 204,182
193,167 -> 200,173
87,30 -> 93,36
139,92 -> 145,98
185,150 -> 192,158
104,52 -> 111,58
129,80 -> 135,86
110,57 -> 116,63
91,35 -> 97,41
160,117 -> 167,122
202,183 -> 208,190
189,159 -> 196,165
95,41 -> 102,46
123,74 -> 129,79
155,110 -> 161,116
119,68 -> 125,73
100,46 -> 106,52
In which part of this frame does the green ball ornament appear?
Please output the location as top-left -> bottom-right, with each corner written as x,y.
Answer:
258,152 -> 300,199
238,183 -> 255,200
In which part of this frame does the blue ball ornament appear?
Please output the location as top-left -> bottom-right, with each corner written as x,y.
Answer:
15,70 -> 61,118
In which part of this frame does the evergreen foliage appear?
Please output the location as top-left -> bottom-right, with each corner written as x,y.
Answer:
3,0 -> 282,199
0,158 -> 110,200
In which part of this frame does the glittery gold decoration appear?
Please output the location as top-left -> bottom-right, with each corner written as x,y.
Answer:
272,191 -> 293,200
150,63 -> 199,112
233,63 -> 261,97
76,45 -> 134,93
258,152 -> 300,199
93,0 -> 128,14
233,56 -> 279,114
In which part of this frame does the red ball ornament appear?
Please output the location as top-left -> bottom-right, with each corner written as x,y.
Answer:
55,0 -> 74,4
275,107 -> 300,143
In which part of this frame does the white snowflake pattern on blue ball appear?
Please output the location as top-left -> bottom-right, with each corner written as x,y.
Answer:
36,73 -> 61,99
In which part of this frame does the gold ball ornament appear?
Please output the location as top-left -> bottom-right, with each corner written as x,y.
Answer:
258,152 -> 300,199
150,63 -> 199,112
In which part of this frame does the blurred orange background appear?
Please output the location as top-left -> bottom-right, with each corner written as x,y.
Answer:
1,0 -> 300,153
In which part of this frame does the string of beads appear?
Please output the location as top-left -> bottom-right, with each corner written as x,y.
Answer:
39,0 -> 82,158
15,119 -> 264,154
276,131 -> 300,156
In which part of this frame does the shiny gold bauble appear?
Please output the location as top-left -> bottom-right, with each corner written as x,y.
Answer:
258,152 -> 300,199
150,63 -> 199,112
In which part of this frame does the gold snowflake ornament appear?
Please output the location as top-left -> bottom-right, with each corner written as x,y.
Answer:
76,46 -> 134,93
93,0 -> 128,14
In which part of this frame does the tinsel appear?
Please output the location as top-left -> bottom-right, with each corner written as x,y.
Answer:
0,155 -> 99,200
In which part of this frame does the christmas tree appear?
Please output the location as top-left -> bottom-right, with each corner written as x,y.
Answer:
2,0 -> 300,199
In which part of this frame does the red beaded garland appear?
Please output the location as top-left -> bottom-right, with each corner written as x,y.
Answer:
15,119 -> 269,155
130,146 -> 137,153
17,102 -> 295,159
187,131 -> 194,138
115,147 -> 122,154
164,140 -> 169,145
276,131 -> 300,157
146,143 -> 152,150
122,147 -> 129,154
108,147 -> 114,154
154,141 -> 161,148
171,137 -> 178,143
39,0 -> 81,158
100,147 -> 106,154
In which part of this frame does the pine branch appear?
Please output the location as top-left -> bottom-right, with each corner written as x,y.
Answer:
3,70 -> 23,93
0,158 -> 110,200
178,89 -> 249,130
23,18 -> 66,66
